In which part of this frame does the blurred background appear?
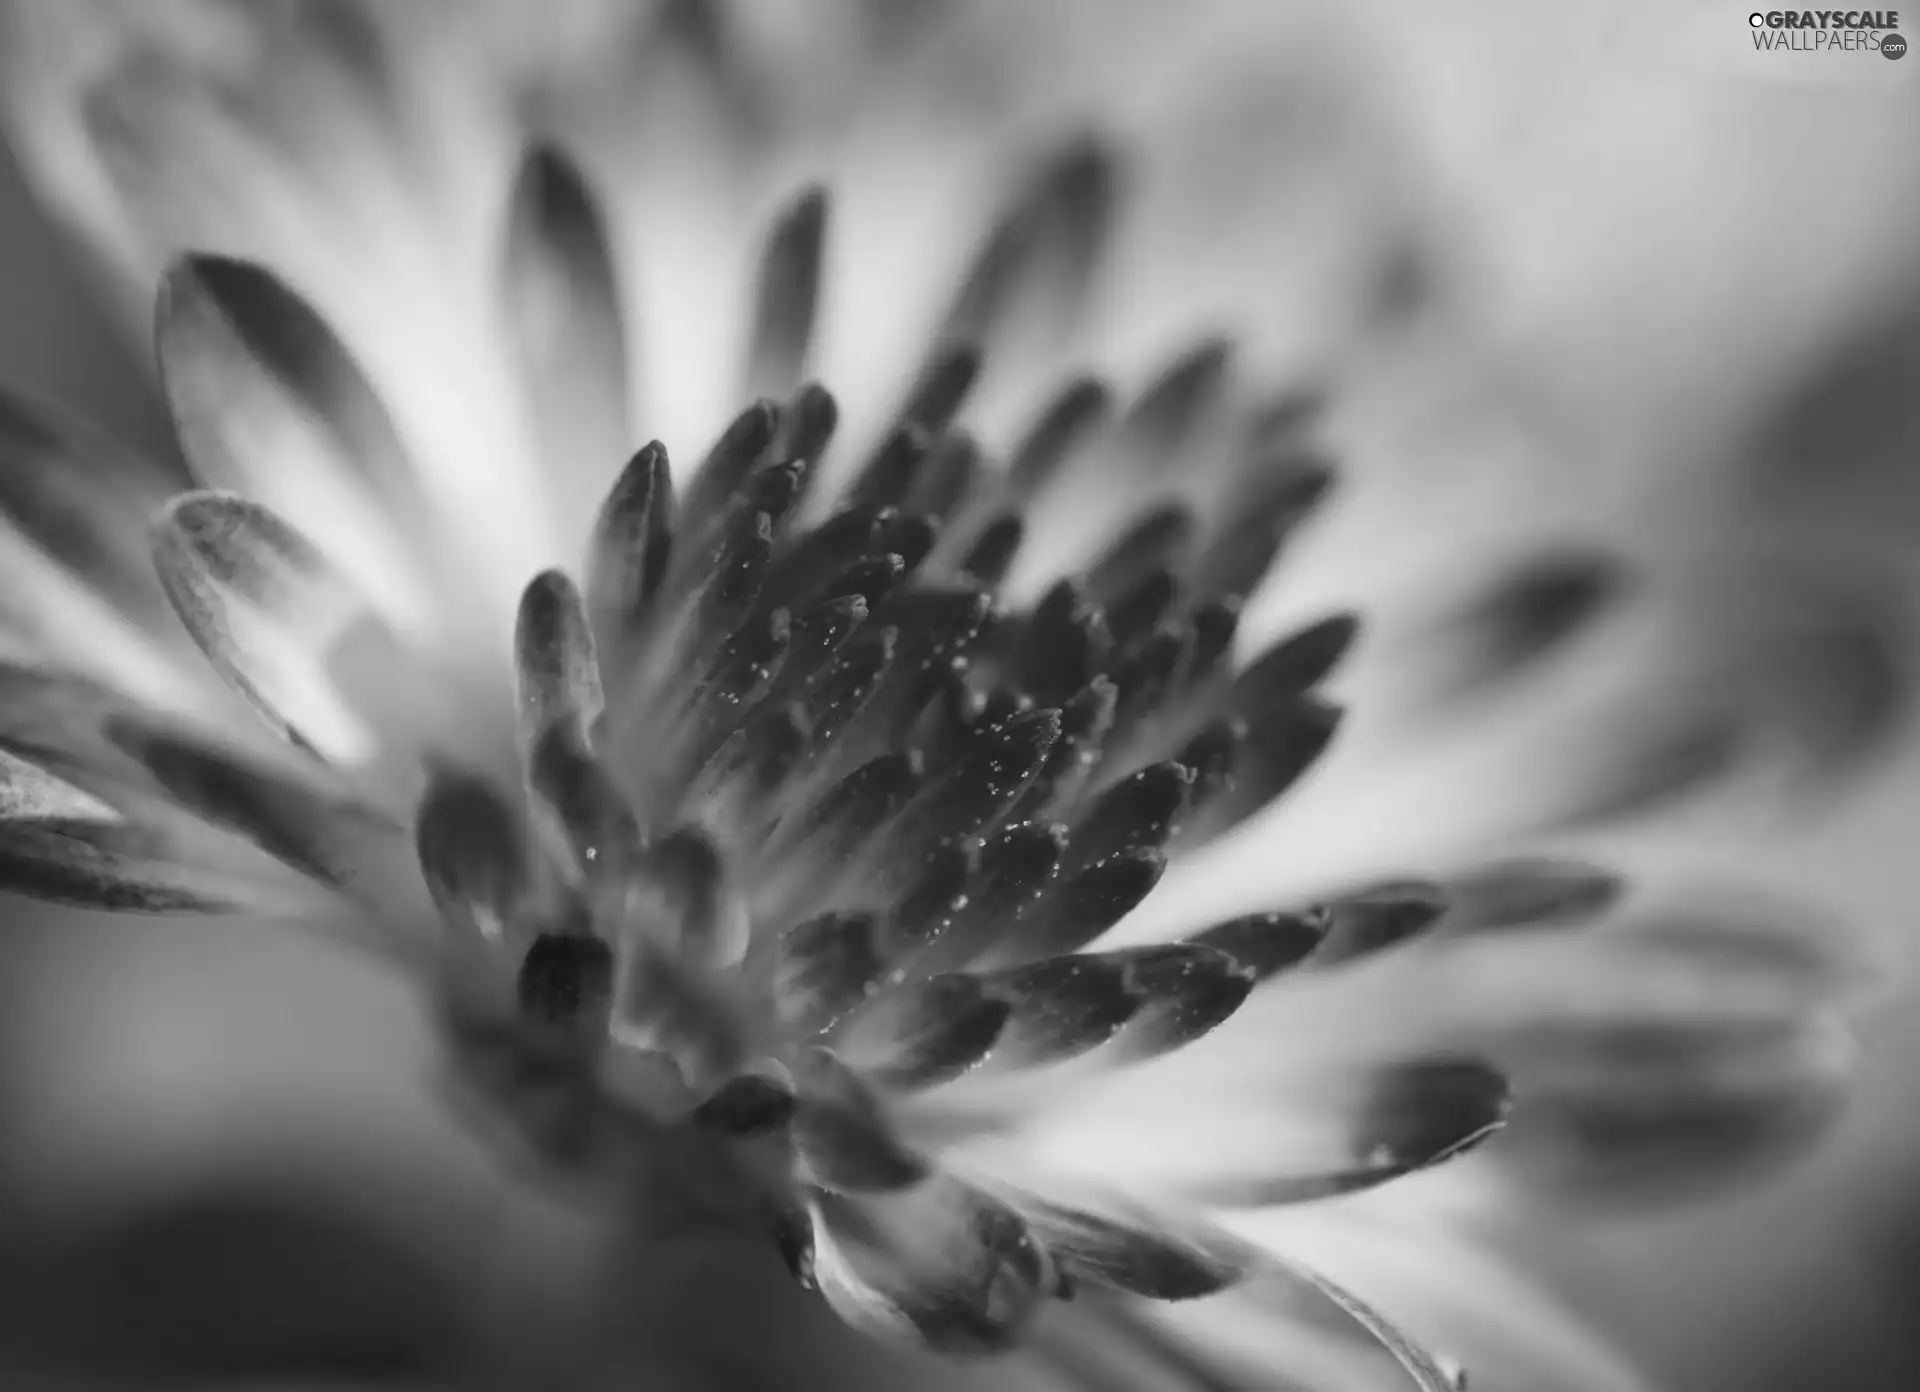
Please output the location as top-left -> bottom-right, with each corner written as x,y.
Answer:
4,1 -> 1920,1389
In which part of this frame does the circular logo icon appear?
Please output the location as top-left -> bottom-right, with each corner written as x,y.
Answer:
1749,11 -> 1766,25
1885,32 -> 1908,58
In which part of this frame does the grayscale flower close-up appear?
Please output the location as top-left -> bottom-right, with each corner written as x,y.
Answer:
0,2 -> 1913,1390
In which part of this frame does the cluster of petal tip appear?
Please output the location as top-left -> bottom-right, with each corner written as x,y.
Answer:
393,341 -> 1533,1358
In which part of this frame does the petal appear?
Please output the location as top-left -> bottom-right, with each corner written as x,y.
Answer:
585,440 -> 675,650
1012,676 -> 1116,821
1395,891 -> 1874,1198
996,1187 -> 1254,1301
846,423 -> 936,513
0,380 -> 188,628
837,589 -> 993,763
1006,578 -> 1108,706
1423,898 -> 1864,1049
934,136 -> 1118,375
913,820 -> 1066,976
673,402 -> 781,573
155,256 -> 434,624
906,430 -> 984,524
1162,1254 -> 1465,1392
1312,880 -> 1448,967
0,743 -> 227,913
1186,1058 -> 1508,1207
101,712 -> 394,898
793,1047 -> 930,1193
0,665 -> 352,917
754,502 -> 878,619
758,752 -> 919,920
1442,856 -> 1625,933
501,143 -> 633,555
1500,1014 -> 1854,1202
659,506 -> 776,696
414,766 -> 527,931
1749,570 -> 1910,785
1227,1205 -> 1652,1392
956,513 -> 1024,587
757,910 -> 886,1035
1032,1261 -> 1459,1392
608,937 -> 748,1092
1544,705 -> 1746,831
0,725 -> 288,913
1422,548 -> 1629,706
1114,338 -> 1234,476
523,719 -> 641,877
1084,504 -> 1197,609
151,491 -> 401,766
837,975 -> 1011,1090
1102,568 -> 1177,650
1186,909 -> 1329,981
1189,456 -> 1336,607
1181,695 -> 1342,850
1104,944 -> 1257,1062
1006,378 -> 1113,502
769,381 -> 840,505
764,593 -> 868,709
972,954 -> 1140,1069
518,930 -> 615,1056
0,819 -> 223,913
991,846 -> 1167,963
0,400 -> 195,702
879,840 -> 975,961
627,825 -> 749,969
810,1173 -> 1052,1356
958,1042 -> 1508,1210
879,709 -> 1058,878
1063,761 -> 1191,875
746,185 -> 828,398
691,1071 -> 798,1139
1231,612 -> 1362,709
513,569 -> 604,747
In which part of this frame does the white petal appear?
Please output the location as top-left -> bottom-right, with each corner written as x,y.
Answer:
152,491 -> 392,765
500,143 -> 634,559
1227,1201 -> 1651,1392
156,255 -> 437,631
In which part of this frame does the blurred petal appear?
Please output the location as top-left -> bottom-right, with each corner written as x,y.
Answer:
1227,1203 -> 1652,1392
156,255 -> 435,620
152,490 -> 406,767
1407,890 -> 1877,1200
954,1038 -> 1508,1210
0,742 -> 229,912
991,1185 -> 1254,1301
0,379 -> 189,628
502,143 -> 634,554
1034,1255 -> 1461,1392
1419,548 -> 1630,708
746,184 -> 828,398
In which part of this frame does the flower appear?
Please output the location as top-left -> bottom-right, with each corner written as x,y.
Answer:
0,3 -> 1886,1389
